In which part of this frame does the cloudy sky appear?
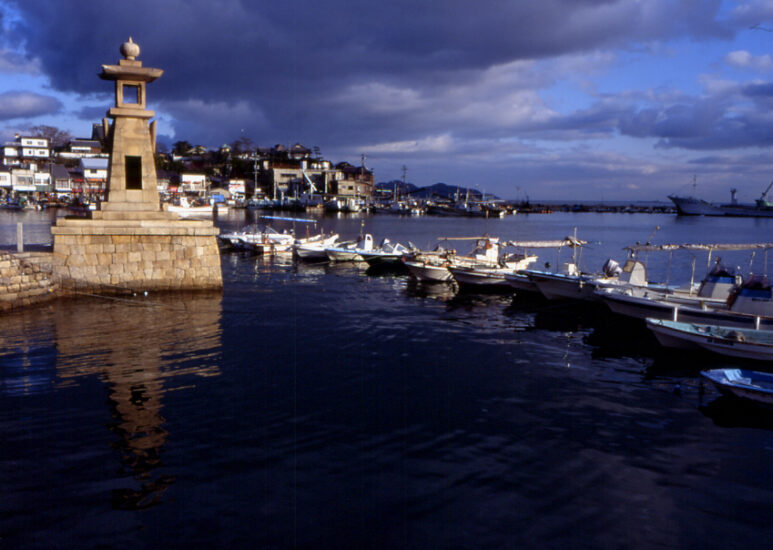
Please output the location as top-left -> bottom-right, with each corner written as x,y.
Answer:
2,1 -> 773,200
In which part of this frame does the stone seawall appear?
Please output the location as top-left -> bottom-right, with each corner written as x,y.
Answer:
0,252 -> 60,311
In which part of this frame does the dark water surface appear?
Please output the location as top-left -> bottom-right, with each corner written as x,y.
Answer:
2,209 -> 773,549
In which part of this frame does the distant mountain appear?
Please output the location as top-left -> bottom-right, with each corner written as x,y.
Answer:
375,181 -> 499,201
375,180 -> 418,196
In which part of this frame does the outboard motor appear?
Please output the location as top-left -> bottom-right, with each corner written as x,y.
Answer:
602,258 -> 623,278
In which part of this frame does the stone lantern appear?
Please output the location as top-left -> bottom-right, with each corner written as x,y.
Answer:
98,37 -> 164,215
51,38 -> 222,291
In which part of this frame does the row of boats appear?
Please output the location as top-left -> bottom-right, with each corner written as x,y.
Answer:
246,197 -> 509,217
219,222 -> 773,406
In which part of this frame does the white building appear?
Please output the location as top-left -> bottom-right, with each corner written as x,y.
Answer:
79,157 -> 108,192
12,168 -> 36,193
51,164 -> 73,196
0,167 -> 11,192
2,135 -> 50,167
180,173 -> 208,193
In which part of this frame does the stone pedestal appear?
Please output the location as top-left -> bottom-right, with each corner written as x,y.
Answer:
52,217 -> 222,291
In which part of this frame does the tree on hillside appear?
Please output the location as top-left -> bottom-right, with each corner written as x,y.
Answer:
230,136 -> 255,155
28,124 -> 72,148
172,140 -> 192,156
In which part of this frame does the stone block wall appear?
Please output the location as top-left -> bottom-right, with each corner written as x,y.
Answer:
52,233 -> 222,292
0,252 -> 60,311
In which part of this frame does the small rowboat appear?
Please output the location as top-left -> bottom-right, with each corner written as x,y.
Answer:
701,368 -> 773,406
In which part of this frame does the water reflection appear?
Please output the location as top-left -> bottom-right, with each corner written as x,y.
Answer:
699,394 -> 773,430
53,292 -> 223,509
404,279 -> 457,302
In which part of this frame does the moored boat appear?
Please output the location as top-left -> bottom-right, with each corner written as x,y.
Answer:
404,257 -> 455,282
359,238 -> 413,267
647,318 -> 773,359
294,233 -> 340,261
449,265 -> 514,289
167,196 -> 213,218
601,274 -> 773,329
325,233 -> 374,262
701,368 -> 773,405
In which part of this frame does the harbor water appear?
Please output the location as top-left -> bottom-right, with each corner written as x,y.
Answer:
2,208 -> 773,549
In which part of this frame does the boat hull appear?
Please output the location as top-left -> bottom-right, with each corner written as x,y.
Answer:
602,291 -> 773,329
527,271 -> 597,301
405,261 -> 453,282
450,267 -> 512,289
648,319 -> 773,360
326,248 -> 364,262
504,272 -> 540,293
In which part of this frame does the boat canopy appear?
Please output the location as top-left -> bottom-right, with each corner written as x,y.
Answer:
504,238 -> 587,248
260,215 -> 317,223
625,242 -> 773,253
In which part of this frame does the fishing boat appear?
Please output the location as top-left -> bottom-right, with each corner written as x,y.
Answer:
239,227 -> 295,254
324,197 -> 361,213
325,234 -> 374,262
449,265 -> 518,289
218,224 -> 261,249
294,233 -> 340,261
701,369 -> 773,405
359,238 -> 413,267
647,319 -> 773,359
404,255 -> 455,282
603,273 -> 773,329
519,233 -> 620,300
503,239 -> 605,294
167,196 -> 213,218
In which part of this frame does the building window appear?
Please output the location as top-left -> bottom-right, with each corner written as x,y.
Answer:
125,155 -> 142,190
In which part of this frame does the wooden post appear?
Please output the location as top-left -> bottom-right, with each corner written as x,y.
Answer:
16,222 -> 23,252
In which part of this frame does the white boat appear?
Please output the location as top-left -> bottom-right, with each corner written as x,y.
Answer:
603,274 -> 773,329
647,319 -> 773,360
241,227 -> 295,254
219,224 -> 280,250
324,197 -> 361,213
294,233 -> 340,261
701,368 -> 773,405
167,196 -> 213,218
404,257 -> 455,282
518,232 -> 631,301
325,234 -> 374,262
359,238 -> 412,267
449,265 -> 515,288
449,247 -> 538,289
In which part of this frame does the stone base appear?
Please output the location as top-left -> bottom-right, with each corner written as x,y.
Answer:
51,218 -> 222,291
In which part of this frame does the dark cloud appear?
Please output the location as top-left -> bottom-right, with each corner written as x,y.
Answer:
73,104 -> 109,121
0,90 -> 61,120
5,0 -> 733,148
5,0 -> 773,199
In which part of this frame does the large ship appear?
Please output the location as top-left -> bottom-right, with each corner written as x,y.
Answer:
669,181 -> 773,217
